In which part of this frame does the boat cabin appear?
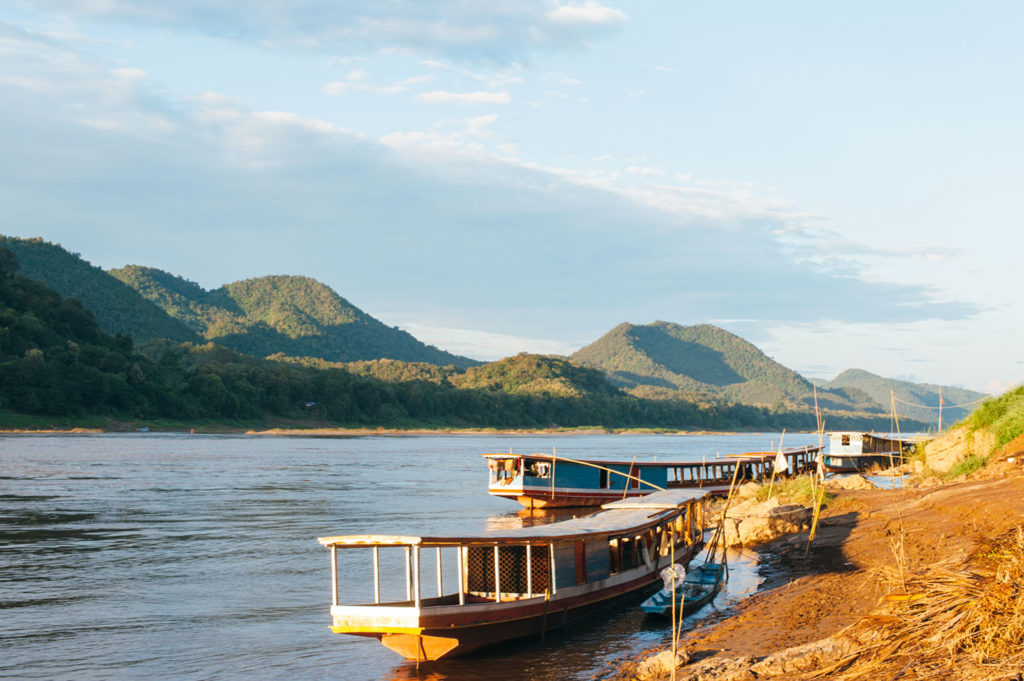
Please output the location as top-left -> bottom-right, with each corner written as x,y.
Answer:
317,488 -> 707,660
824,432 -> 922,472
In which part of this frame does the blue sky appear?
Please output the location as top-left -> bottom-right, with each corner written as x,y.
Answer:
1,1 -> 1021,393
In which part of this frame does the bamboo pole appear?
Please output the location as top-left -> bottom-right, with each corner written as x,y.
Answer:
622,455 -> 638,499
670,524 -> 677,681
766,430 -> 785,498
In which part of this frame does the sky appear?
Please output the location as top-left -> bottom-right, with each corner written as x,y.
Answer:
1,1 -> 1021,394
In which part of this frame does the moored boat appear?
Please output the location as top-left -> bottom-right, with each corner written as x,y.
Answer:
316,488 -> 708,660
484,445 -> 821,509
823,432 -> 925,473
639,560 -> 725,617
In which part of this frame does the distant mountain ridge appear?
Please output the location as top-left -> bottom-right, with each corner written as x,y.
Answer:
825,368 -> 989,427
109,266 -> 477,368
571,321 -> 882,413
0,236 -> 476,368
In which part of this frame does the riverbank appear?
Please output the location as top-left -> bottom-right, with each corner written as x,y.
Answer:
606,459 -> 1024,680
0,420 -> 747,437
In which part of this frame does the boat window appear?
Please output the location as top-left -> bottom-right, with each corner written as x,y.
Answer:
525,461 -> 549,478
841,434 -> 850,446
599,469 -> 610,488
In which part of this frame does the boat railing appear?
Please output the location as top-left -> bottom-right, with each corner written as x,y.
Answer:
320,500 -> 705,612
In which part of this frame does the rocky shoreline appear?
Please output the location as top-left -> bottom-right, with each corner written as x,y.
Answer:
606,428 -> 1024,681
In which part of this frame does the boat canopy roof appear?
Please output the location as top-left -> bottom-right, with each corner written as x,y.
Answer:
318,489 -> 707,549
482,445 -> 819,468
827,432 -> 928,442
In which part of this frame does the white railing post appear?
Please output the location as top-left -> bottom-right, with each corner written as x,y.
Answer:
330,545 -> 339,607
404,546 -> 412,602
413,547 -> 421,609
436,547 -> 443,597
372,546 -> 380,604
457,546 -> 465,605
549,543 -> 557,594
526,544 -> 533,597
493,545 -> 501,603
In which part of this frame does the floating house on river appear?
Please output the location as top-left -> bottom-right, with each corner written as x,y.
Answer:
484,445 -> 821,509
317,488 -> 707,660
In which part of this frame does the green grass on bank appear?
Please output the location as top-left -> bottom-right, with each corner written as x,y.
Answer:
963,385 -> 1024,448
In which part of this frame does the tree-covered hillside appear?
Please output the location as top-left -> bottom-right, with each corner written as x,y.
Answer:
827,368 -> 989,427
0,252 -> 922,432
0,236 -> 199,344
110,265 -> 478,368
572,321 -> 881,413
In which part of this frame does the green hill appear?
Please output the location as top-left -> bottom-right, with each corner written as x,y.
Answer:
571,321 -> 881,413
826,368 -> 989,427
452,353 -> 620,398
0,237 -> 199,344
109,266 -> 478,368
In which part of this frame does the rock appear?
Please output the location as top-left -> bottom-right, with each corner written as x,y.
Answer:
632,649 -> 690,679
825,474 -> 877,491
722,496 -> 812,547
734,481 -> 761,501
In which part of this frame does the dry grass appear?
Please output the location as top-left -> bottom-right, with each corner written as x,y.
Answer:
817,527 -> 1024,680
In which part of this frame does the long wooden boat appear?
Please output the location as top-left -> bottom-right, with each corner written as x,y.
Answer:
823,432 -> 926,473
640,561 -> 725,617
485,445 -> 821,509
317,488 -> 708,661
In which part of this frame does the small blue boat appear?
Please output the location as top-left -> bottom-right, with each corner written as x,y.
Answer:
640,561 -> 725,616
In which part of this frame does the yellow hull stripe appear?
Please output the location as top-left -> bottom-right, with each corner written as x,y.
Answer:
330,625 -> 424,635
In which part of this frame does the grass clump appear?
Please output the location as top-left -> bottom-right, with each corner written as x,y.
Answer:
822,527 -> 1024,680
943,454 -> 989,479
756,475 -> 833,506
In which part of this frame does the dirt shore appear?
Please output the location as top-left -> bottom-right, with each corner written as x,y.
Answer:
608,460 -> 1024,680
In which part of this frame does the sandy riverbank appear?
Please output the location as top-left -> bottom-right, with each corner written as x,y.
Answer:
606,458 -> 1024,680
0,424 -> 737,436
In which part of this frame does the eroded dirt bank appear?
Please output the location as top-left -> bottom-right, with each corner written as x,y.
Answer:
608,462 -> 1024,681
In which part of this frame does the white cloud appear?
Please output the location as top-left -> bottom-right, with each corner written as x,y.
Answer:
398,322 -> 577,360
16,0 -> 629,63
419,90 -> 510,105
548,2 -> 628,26
110,67 -> 147,80
324,72 -> 434,96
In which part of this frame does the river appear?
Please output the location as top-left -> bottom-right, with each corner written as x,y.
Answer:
0,432 -> 820,680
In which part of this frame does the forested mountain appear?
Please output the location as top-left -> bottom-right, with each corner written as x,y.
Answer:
109,266 -> 477,368
0,237 -> 199,343
825,368 -> 989,427
0,247 -> 923,432
572,321 -> 882,413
